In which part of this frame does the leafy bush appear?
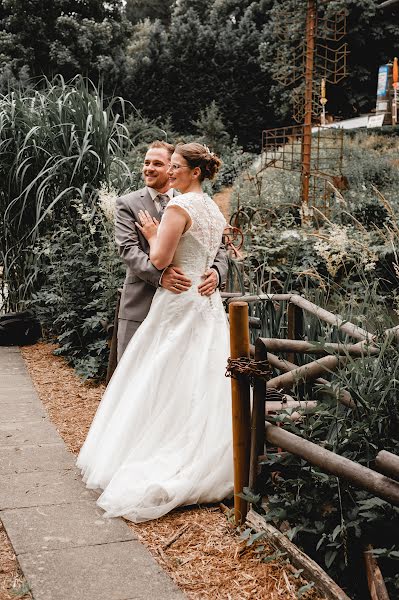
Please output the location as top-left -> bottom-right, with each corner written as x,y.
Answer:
230,131 -> 399,299
29,190 -> 124,380
258,332 -> 399,598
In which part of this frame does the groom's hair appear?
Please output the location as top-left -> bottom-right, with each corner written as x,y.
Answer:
148,140 -> 174,156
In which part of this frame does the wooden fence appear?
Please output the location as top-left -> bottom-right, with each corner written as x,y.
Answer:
228,296 -> 399,600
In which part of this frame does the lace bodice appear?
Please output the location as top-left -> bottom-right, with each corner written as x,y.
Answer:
164,192 -> 226,278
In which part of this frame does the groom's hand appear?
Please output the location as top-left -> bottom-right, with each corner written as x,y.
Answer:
161,266 -> 192,294
198,269 -> 218,296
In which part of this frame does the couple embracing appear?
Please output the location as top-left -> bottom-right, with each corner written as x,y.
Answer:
77,141 -> 234,523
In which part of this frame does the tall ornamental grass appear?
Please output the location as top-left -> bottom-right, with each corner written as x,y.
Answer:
0,76 -> 134,311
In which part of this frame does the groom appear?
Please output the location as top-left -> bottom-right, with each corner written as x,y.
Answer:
115,140 -> 228,360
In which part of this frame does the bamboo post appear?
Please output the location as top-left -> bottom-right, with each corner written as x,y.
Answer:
229,301 -> 251,524
364,544 -> 390,600
262,338 -> 378,357
375,450 -> 399,481
266,351 -> 354,408
287,302 -> 304,364
264,422 -> 399,506
249,338 -> 268,492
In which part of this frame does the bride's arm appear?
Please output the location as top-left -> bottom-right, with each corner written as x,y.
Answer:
136,206 -> 192,270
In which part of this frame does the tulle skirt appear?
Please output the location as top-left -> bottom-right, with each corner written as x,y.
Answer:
77,286 -> 234,522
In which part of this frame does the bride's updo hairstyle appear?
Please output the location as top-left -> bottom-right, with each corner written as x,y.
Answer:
174,142 -> 222,181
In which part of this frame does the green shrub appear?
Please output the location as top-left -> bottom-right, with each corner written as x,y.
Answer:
28,189 -> 124,380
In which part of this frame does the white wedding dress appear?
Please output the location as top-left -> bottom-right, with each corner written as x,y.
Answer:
77,192 -> 234,522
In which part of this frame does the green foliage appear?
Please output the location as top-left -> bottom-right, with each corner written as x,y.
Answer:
125,0 -> 174,26
0,0 -> 130,92
29,193 -> 124,380
258,334 -> 399,597
231,131 -> 399,597
124,0 -> 274,149
230,131 -> 399,297
0,75 -> 133,311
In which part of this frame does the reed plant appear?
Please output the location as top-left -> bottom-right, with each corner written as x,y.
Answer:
0,75 -> 134,311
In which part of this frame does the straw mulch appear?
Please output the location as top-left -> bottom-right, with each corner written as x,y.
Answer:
20,342 -> 324,600
0,521 -> 32,600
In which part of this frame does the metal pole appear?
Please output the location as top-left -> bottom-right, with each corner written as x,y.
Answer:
229,301 -> 251,524
301,0 -> 316,224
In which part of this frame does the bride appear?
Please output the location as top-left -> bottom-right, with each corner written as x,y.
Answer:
77,142 -> 234,523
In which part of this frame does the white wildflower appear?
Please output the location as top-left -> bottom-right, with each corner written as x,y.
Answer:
280,230 -> 301,240
98,182 -> 118,222
363,261 -> 376,272
71,199 -> 92,222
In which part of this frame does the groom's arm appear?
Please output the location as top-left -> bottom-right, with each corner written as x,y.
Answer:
211,242 -> 228,291
115,196 -> 162,288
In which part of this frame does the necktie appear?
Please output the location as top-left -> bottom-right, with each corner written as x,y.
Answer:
157,194 -> 169,219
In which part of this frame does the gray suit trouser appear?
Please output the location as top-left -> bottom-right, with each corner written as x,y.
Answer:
117,319 -> 142,362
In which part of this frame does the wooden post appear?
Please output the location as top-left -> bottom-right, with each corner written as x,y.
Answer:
266,351 -> 355,408
375,450 -> 399,481
287,302 -> 303,364
246,510 -> 351,600
229,301 -> 251,524
267,354 -> 346,390
261,338 -> 378,357
364,544 -> 390,600
249,338 -> 268,492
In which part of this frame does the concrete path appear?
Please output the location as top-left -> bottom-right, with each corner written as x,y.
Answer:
0,346 -> 184,600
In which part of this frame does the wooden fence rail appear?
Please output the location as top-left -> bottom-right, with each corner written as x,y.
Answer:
227,295 -> 398,598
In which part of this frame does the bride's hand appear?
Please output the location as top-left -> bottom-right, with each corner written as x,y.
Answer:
135,210 -> 159,241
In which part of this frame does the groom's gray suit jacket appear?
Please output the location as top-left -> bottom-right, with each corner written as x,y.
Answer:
115,187 -> 228,323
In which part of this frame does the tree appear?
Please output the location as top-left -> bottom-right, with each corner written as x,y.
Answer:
124,0 -> 274,149
125,0 -> 174,26
0,1 -> 130,91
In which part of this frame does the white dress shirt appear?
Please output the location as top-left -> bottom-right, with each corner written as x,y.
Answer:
146,187 -> 174,212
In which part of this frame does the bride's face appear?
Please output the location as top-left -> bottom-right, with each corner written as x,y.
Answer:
168,152 -> 199,192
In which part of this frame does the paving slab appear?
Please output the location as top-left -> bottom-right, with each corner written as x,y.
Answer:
0,401 -> 47,422
18,541 -> 184,600
1,501 -> 137,553
0,468 -> 96,509
0,420 -> 60,447
0,390 -> 40,402
0,345 -> 185,599
0,443 -> 73,475
0,381 -> 37,394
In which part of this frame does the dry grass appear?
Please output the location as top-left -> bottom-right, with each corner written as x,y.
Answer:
18,342 -> 323,600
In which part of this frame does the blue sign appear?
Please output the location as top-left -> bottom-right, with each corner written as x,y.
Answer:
377,65 -> 389,97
